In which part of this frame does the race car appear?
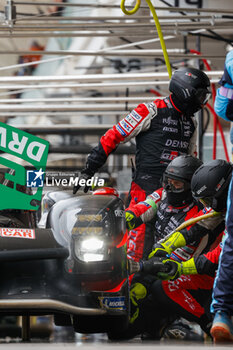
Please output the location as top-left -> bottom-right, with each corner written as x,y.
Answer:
0,187 -> 129,338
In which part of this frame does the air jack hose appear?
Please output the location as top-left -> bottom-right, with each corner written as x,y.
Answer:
120,0 -> 172,78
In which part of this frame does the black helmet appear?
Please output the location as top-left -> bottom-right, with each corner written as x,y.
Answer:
191,159 -> 233,212
163,155 -> 203,207
169,67 -> 211,115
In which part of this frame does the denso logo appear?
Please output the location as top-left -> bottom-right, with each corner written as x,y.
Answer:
165,139 -> 189,149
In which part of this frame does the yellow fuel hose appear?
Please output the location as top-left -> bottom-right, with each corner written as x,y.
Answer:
175,211 -> 221,232
120,0 -> 172,78
159,210 -> 222,244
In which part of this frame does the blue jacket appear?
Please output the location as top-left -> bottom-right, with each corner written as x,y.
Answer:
214,50 -> 233,122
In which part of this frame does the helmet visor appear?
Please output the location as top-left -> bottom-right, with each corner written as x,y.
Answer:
163,176 -> 187,193
196,196 -> 213,208
196,88 -> 211,105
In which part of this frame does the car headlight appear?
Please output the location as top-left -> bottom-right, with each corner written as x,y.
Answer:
74,236 -> 108,262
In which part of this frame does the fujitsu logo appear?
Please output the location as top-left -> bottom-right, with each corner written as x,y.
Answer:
162,117 -> 178,126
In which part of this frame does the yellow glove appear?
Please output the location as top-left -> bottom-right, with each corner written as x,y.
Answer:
181,257 -> 198,275
125,210 -> 142,230
148,244 -> 168,258
149,231 -> 186,259
157,257 -> 198,280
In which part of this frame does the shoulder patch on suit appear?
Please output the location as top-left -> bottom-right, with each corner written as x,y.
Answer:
131,110 -> 142,122
120,120 -> 133,133
116,124 -> 127,136
125,114 -> 138,127
147,102 -> 158,118
149,192 -> 161,201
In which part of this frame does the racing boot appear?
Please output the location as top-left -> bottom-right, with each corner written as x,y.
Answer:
162,319 -> 204,341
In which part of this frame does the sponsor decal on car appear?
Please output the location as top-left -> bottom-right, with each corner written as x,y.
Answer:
114,210 -> 124,217
99,296 -> 126,310
0,228 -> 35,239
0,123 -> 49,210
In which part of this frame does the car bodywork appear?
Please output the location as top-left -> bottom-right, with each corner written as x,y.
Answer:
0,189 -> 129,335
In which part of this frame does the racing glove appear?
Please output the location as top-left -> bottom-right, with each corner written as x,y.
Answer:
73,167 -> 95,194
157,257 -> 198,280
125,210 -> 143,230
148,231 -> 186,259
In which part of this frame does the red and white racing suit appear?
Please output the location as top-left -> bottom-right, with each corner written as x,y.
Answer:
128,232 -> 224,338
131,231 -> 225,337
127,187 -> 225,262
158,233 -> 224,333
85,95 -> 197,261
